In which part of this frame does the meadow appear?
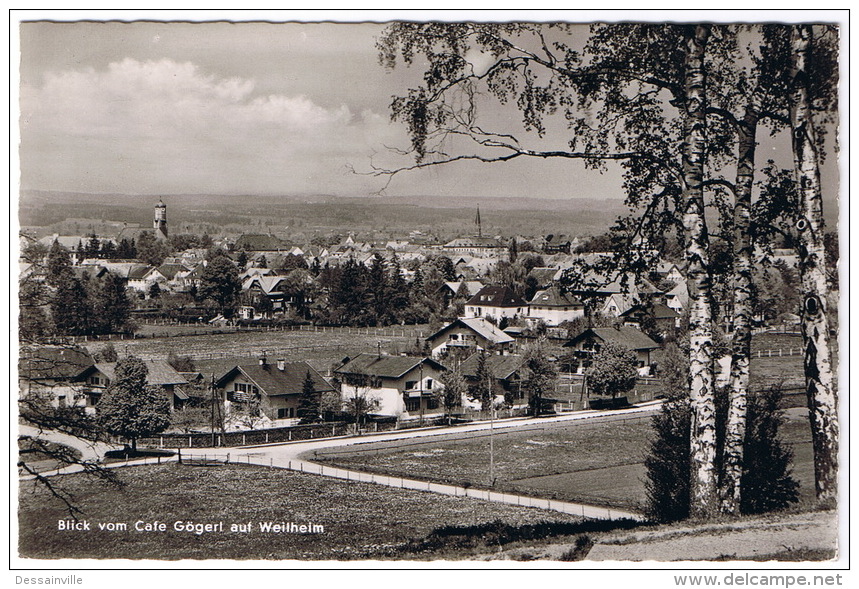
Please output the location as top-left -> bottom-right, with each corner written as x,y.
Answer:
313,407 -> 815,512
18,463 -> 602,561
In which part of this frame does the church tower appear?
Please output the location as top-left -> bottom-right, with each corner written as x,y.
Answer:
154,199 -> 168,241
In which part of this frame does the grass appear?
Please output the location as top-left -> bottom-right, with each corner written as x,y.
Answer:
315,407 -> 816,511
18,463 -> 599,561
86,324 -> 430,370
18,439 -> 83,474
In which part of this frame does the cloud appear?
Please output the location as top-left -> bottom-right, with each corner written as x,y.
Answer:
20,58 -> 401,194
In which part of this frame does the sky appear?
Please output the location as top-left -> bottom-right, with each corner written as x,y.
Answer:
15,11 -> 845,204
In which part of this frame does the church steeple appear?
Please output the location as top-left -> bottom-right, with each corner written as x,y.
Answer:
154,199 -> 168,240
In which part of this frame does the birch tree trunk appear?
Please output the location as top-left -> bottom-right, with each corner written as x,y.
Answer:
720,95 -> 761,514
788,24 -> 838,501
682,24 -> 719,519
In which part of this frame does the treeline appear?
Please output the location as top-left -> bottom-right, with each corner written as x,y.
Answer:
20,242 -> 134,340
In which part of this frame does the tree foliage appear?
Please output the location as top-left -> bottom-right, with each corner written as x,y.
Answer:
587,342 -> 638,399
96,356 -> 171,451
645,384 -> 799,522
522,339 -> 558,416
297,370 -> 321,423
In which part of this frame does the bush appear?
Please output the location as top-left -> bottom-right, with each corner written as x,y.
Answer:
644,384 -> 799,523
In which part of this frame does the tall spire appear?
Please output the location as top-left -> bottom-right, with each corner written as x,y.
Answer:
475,204 -> 482,238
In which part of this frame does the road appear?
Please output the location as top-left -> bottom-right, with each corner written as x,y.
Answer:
21,402 -> 662,520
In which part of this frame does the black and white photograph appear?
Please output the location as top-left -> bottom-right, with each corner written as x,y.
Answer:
10,8 -> 849,578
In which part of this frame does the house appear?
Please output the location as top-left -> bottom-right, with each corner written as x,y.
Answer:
527,285 -> 585,326
126,265 -> 167,294
425,317 -> 516,358
19,346 -> 94,411
443,236 -> 506,258
75,360 -> 189,412
619,302 -> 681,334
233,234 -> 287,253
215,357 -> 333,422
563,326 -> 660,374
664,280 -> 689,315
437,280 -> 484,308
334,354 -> 448,419
458,353 -> 527,407
464,285 -> 528,322
541,234 -> 573,255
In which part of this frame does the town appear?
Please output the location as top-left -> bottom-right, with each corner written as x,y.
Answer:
15,16 -> 842,566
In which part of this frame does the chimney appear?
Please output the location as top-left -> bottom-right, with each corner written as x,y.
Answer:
258,353 -> 267,367
277,358 -> 286,371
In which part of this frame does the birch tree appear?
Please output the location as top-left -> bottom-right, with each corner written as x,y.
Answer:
374,22 -> 738,519
787,24 -> 839,501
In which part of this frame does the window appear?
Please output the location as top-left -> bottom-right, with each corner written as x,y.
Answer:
277,407 -> 295,419
405,380 -> 418,391
425,378 -> 433,390
427,397 -> 439,410
405,398 -> 420,412
89,375 -> 104,386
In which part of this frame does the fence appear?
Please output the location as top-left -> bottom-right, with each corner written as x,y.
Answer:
138,421 -> 352,449
104,451 -> 641,520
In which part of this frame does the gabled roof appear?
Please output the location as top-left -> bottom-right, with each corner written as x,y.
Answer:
242,275 -> 286,294
158,263 -> 192,280
440,281 -> 484,297
425,317 -> 515,345
334,354 -> 447,380
234,234 -> 286,252
19,346 -> 94,381
564,326 -> 660,351
81,360 -> 188,386
619,302 -> 680,320
528,285 -> 583,308
466,285 -> 527,308
215,361 -> 332,396
127,265 -> 159,280
444,236 -> 501,248
459,353 -> 525,380
527,267 -> 559,288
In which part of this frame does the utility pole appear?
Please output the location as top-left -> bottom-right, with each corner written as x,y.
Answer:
488,367 -> 494,487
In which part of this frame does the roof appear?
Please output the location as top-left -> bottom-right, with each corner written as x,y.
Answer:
334,354 -> 446,380
425,317 -> 515,345
441,281 -> 484,297
84,360 -> 188,386
19,346 -> 94,381
466,285 -> 527,308
215,360 -> 333,396
619,302 -> 680,320
157,263 -> 192,280
564,327 -> 660,351
127,265 -> 158,280
459,353 -> 525,380
444,236 -> 501,248
234,234 -> 286,252
528,285 -> 583,308
242,275 -> 286,294
527,267 -> 559,288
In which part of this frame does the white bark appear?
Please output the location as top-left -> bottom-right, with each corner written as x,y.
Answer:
683,24 -> 719,519
788,25 -> 838,501
720,94 -> 761,514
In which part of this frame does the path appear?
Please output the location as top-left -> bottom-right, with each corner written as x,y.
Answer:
22,403 -> 662,521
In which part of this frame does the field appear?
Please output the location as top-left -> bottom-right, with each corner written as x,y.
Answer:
18,463 -> 602,561
314,407 -> 816,512
85,324 -> 431,373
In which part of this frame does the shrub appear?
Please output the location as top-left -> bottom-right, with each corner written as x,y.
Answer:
644,384 -> 799,522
